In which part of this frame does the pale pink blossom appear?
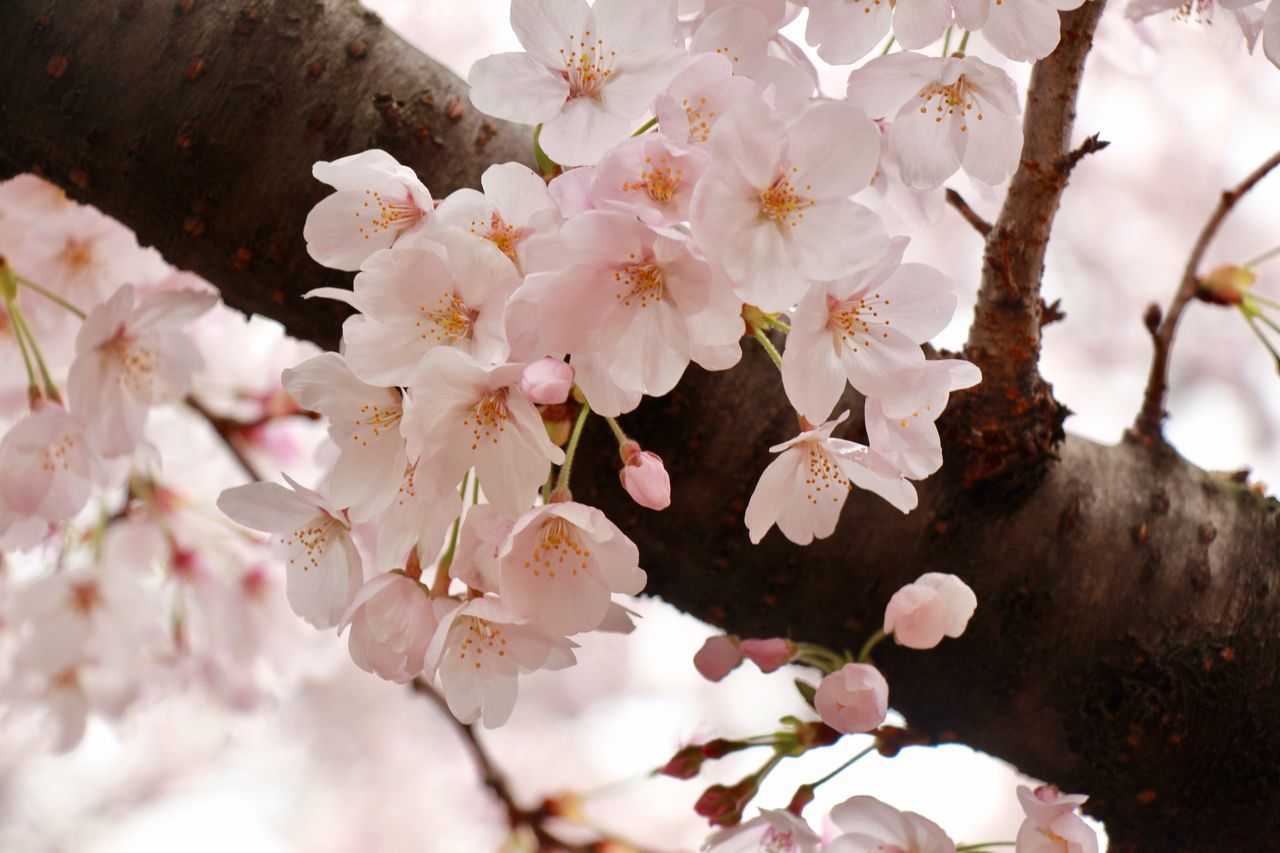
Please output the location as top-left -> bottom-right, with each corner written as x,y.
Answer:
744,413 -> 917,546
449,503 -> 520,593
520,357 -> 575,404
338,572 -> 438,683
570,352 -> 645,417
863,358 -> 981,480
702,808 -> 820,852
217,475 -> 363,629
826,795 -> 956,853
1015,785 -> 1099,853
67,284 -> 218,457
620,447 -> 672,510
374,462 -> 463,572
693,634 -> 743,681
782,238 -> 958,425
690,94 -> 886,311
426,596 -> 577,728
525,211 -> 738,396
0,400 -> 95,526
883,572 -> 978,650
848,53 -> 1023,191
307,232 -> 517,386
1267,1 -> 1280,65
497,501 -> 647,634
591,133 -> 711,227
654,53 -> 760,147
963,0 -> 1089,62
402,347 -> 565,515
282,352 -> 407,521
814,662 -> 889,733
688,5 -> 816,115
433,162 -> 564,275
303,149 -> 433,271
739,637 -> 796,672
468,0 -> 686,166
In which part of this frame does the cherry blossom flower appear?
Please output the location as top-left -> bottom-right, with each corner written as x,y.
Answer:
694,634 -> 744,681
402,347 -> 565,515
883,572 -> 978,649
0,400 -> 95,527
217,475 -> 363,630
590,133 -> 711,227
338,572 -> 438,684
825,795 -> 957,853
497,501 -> 647,634
1015,785 -> 1099,853
688,5 -> 816,115
848,52 -> 1023,191
283,352 -> 407,522
525,211 -> 739,396
520,357 -> 575,404
303,149 -> 433,271
863,358 -> 981,480
702,808 -> 821,852
782,238 -> 958,425
468,0 -> 686,166
67,284 -> 217,457
805,0 -> 895,65
814,662 -> 890,733
620,446 -> 672,510
307,232 -> 517,387
744,413 -> 917,546
1267,1 -> 1280,65
449,503 -> 519,593
433,162 -> 564,275
654,53 -> 761,147
426,596 -> 577,728
690,94 -> 886,311
964,0 -> 1089,62
374,462 -> 463,572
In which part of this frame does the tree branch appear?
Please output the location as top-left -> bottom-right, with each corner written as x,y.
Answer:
960,1 -> 1108,484
944,188 -> 992,237
1131,149 -> 1280,443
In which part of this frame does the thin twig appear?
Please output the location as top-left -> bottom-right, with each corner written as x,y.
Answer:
184,395 -> 267,482
410,678 -> 598,853
944,189 -> 992,236
1132,149 -> 1280,442
1054,133 -> 1110,180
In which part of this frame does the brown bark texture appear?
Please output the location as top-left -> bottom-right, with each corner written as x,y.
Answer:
2,1 -> 1278,849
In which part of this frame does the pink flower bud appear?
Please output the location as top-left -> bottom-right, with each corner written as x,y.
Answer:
520,357 -> 574,404
883,572 -> 977,650
814,663 -> 889,734
739,638 -> 797,673
695,776 -> 759,827
694,634 -> 743,682
620,449 -> 671,510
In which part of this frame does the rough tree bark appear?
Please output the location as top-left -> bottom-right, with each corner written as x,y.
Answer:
2,1 -> 1278,849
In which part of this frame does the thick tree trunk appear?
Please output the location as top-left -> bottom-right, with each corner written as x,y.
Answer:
2,1 -> 1277,849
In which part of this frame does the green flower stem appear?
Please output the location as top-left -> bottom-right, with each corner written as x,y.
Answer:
941,26 -> 953,56
880,35 -> 896,56
604,415 -> 629,447
6,297 -> 39,397
9,302 -> 60,401
956,29 -> 971,54
808,744 -> 877,790
16,275 -> 87,319
756,313 -> 792,333
857,629 -> 888,663
532,124 -> 559,179
1245,244 -> 1280,268
433,472 -> 469,595
1245,313 -> 1280,372
554,400 -> 593,495
631,117 -> 658,136
750,323 -> 784,369
956,843 -> 1016,851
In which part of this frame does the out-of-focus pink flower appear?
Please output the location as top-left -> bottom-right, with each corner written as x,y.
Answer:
1015,784 -> 1099,853
738,637 -> 796,673
693,634 -> 742,681
825,795 -> 956,853
703,808 -> 821,852
883,572 -> 978,650
520,357 -> 575,405
814,662 -> 889,734
620,447 -> 671,510
339,572 -> 438,684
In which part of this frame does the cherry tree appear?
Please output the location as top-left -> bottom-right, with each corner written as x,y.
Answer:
1,0 -> 1279,850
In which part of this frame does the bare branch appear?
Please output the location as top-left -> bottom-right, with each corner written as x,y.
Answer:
944,188 -> 992,236
1131,148 -> 1280,442
184,395 -> 268,483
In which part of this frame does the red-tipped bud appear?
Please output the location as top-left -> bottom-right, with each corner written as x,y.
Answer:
739,638 -> 798,673
694,776 -> 759,827
658,745 -> 706,779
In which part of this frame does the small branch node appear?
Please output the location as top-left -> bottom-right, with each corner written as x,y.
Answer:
945,188 -> 992,236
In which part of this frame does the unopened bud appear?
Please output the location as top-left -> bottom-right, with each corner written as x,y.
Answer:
520,357 -> 574,404
693,634 -> 743,682
619,448 -> 670,510
1198,264 -> 1256,306
739,638 -> 797,673
657,745 -> 706,779
694,776 -> 759,827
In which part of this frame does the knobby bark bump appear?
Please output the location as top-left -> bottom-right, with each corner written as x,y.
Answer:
2,1 -> 1278,848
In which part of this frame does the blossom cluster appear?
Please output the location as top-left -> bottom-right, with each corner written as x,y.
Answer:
0,176 -> 321,750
